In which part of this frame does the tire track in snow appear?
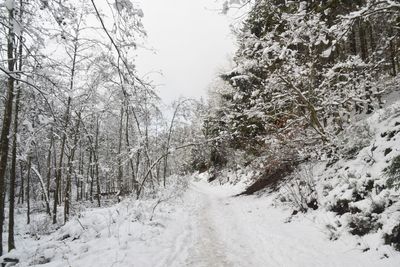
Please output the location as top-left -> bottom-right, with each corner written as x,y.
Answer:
185,190 -> 232,267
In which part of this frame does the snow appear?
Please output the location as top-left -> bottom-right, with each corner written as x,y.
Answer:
263,94 -> 400,264
7,93 -> 400,266
184,181 -> 400,266
5,0 -> 14,10
322,47 -> 332,58
4,174 -> 400,266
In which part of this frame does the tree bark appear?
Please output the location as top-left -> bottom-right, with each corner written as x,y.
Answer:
64,114 -> 80,223
163,101 -> 182,187
359,21 -> 369,61
46,131 -> 53,207
0,3 -> 16,256
26,157 -> 31,225
95,116 -> 101,207
117,105 -> 124,197
53,97 -> 71,224
8,0 -> 23,250
125,110 -> 139,196
18,162 -> 23,204
8,85 -> 21,251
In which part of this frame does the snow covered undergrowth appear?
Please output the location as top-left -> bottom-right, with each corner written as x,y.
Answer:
1,177 -> 192,266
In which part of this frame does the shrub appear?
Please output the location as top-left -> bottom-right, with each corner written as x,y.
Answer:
370,201 -> 386,214
28,215 -> 54,236
330,199 -> 350,215
348,214 -> 382,236
384,155 -> 400,189
283,165 -> 318,212
384,224 -> 400,251
340,123 -> 372,159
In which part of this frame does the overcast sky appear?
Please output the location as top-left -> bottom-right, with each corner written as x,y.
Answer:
135,0 -> 236,104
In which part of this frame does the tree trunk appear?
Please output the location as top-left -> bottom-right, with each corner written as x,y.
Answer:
95,117 -> 101,207
64,115 -> 80,223
359,21 -> 368,61
350,22 -> 358,56
77,139 -> 83,201
8,83 -> 21,252
125,110 -> 139,196
8,0 -> 23,250
163,101 -> 181,187
33,142 -> 51,215
53,97 -> 71,224
46,132 -> 53,207
18,162 -> 23,204
389,27 -> 397,76
26,157 -> 31,225
64,156 -> 72,223
89,150 -> 93,202
117,105 -> 124,197
86,150 -> 92,201
0,3 -> 16,256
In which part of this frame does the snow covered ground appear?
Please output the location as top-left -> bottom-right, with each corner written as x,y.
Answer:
5,176 -> 400,266
180,181 -> 400,267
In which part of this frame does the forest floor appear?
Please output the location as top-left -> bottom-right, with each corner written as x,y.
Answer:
4,178 -> 400,266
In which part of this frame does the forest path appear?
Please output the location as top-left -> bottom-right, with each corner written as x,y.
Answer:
159,180 -> 394,267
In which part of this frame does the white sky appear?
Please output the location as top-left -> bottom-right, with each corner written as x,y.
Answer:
135,0 -> 236,104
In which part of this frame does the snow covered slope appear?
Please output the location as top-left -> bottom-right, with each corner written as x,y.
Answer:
268,99 -> 400,259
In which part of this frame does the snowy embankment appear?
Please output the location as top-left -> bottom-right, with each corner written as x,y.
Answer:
4,174 -> 400,266
183,181 -> 400,267
299,100 -> 400,255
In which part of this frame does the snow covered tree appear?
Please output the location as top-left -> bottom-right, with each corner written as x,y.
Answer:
207,0 -> 400,166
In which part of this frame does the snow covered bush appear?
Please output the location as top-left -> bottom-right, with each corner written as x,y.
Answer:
28,215 -> 54,237
384,223 -> 400,251
338,122 -> 373,160
384,155 -> 400,189
282,165 -> 318,212
348,213 -> 382,236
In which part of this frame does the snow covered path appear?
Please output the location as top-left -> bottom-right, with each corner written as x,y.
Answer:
159,181 -> 399,267
14,179 -> 399,266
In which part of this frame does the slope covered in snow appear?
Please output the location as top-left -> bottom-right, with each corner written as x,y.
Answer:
285,99 -> 400,255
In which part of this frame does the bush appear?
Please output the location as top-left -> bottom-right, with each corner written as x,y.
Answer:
340,123 -> 372,160
283,165 -> 318,212
370,201 -> 386,214
348,214 -> 382,236
28,215 -> 55,237
384,224 -> 400,251
384,155 -> 400,189
330,199 -> 350,215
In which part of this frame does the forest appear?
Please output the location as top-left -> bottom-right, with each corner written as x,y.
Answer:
1,0 -> 400,266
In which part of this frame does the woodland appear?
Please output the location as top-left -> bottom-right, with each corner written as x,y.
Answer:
1,0 -> 400,266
